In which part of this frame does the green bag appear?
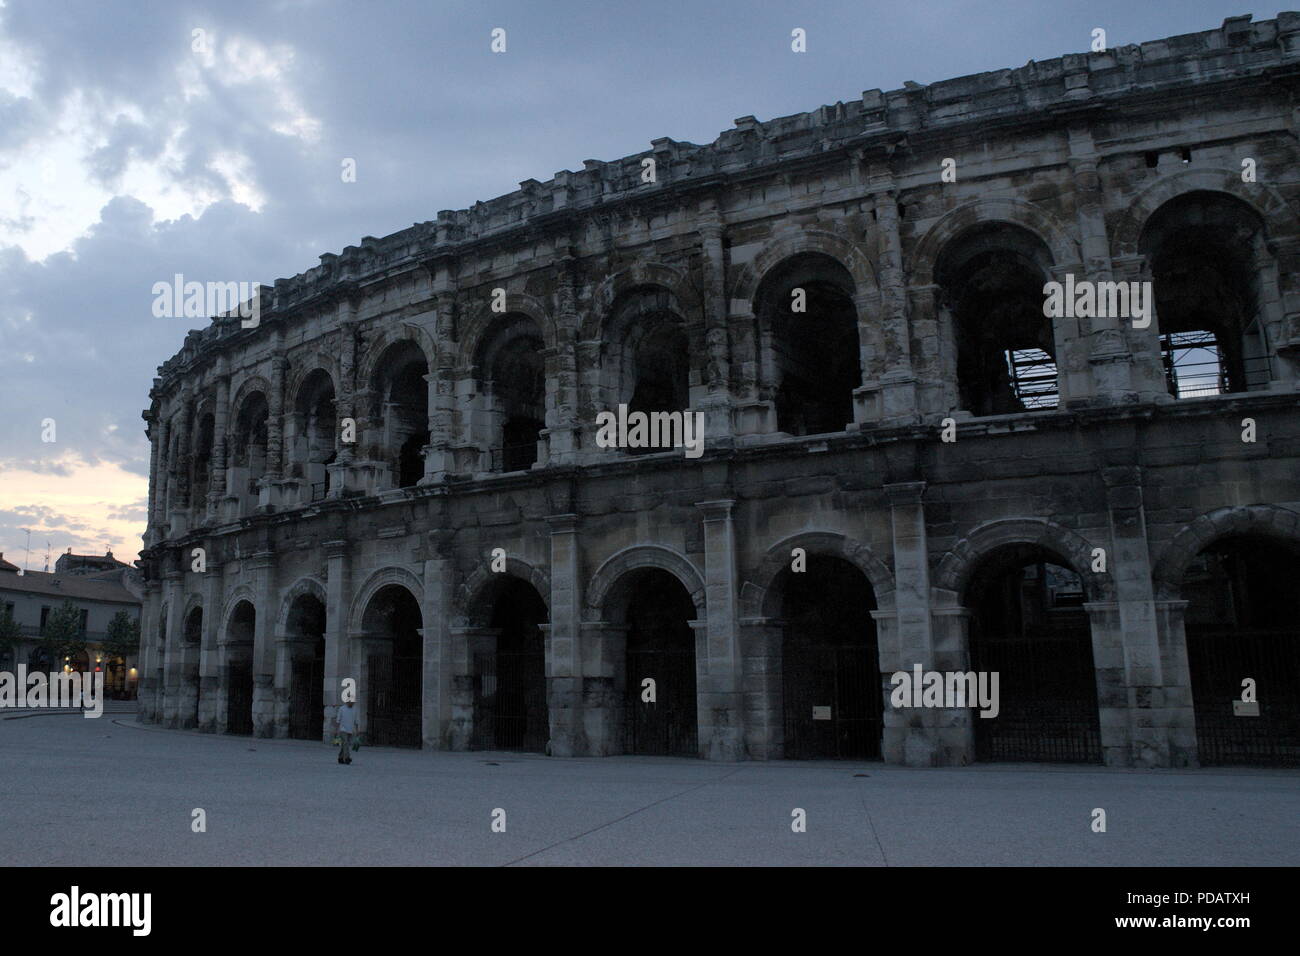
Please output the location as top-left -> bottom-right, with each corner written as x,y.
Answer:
352,734 -> 363,751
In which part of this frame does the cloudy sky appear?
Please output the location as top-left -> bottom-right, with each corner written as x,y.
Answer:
0,0 -> 1261,570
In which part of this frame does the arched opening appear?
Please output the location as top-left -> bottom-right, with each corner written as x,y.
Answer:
361,584 -> 423,748
471,576 -> 549,751
183,606 -> 202,645
605,288 -> 692,455
230,392 -> 269,507
612,568 -> 698,756
966,545 -> 1100,762
291,370 -> 336,501
755,254 -> 860,435
474,315 -> 546,472
287,593 -> 327,741
1183,535 -> 1300,765
936,223 -> 1058,416
369,342 -> 429,489
191,412 -> 214,507
224,600 -> 255,736
770,555 -> 881,759
1140,192 -> 1273,397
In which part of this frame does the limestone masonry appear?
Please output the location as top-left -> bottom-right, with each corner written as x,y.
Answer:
137,15 -> 1300,767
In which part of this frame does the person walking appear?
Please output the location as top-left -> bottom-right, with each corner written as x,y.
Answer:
336,699 -> 359,765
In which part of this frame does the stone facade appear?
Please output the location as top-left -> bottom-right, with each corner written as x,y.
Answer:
137,15 -> 1300,767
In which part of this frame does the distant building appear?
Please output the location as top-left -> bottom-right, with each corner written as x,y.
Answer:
54,549 -> 129,576
0,557 -> 143,699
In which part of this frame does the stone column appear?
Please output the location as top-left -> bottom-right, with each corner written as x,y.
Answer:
739,617 -> 784,759
248,549 -> 277,737
545,258 -> 582,464
1067,123 -> 1135,406
545,513 -> 586,755
322,540 -> 350,740
261,352 -> 288,507
446,626 -> 489,750
197,561 -> 222,732
421,550 -> 453,749
698,208 -> 735,443
694,499 -> 743,760
1101,464 -> 1172,767
137,580 -> 161,722
207,370 -> 229,518
144,414 -> 161,544
272,630 -> 293,738
883,481 -> 940,765
1154,599 -> 1198,766
579,622 -> 626,755
161,570 -> 184,728
870,182 -> 920,424
152,419 -> 170,531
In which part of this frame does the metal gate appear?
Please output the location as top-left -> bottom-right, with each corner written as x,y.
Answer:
970,626 -> 1102,763
625,644 -> 697,756
289,657 -> 325,741
366,653 -> 421,748
783,641 -> 881,760
1186,627 -> 1300,766
474,649 -> 547,751
225,664 -> 254,736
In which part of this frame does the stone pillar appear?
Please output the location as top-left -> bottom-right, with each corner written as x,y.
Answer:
1083,601 -> 1134,766
161,570 -> 184,728
694,499 -> 743,760
207,371 -> 229,518
261,352 -> 288,508
421,551 -> 453,749
698,208 -> 735,443
272,631 -> 293,738
545,259 -> 582,464
144,415 -> 161,544
336,311 -> 358,467
152,419 -> 170,531
1154,599 -> 1198,766
1101,464 -> 1172,767
883,481 -> 940,765
137,581 -> 161,722
580,621 -> 627,756
545,513 -> 586,755
869,183 -> 919,424
739,617 -> 784,759
929,604 -> 975,765
197,561 -> 222,732
322,540 -> 350,740
447,626 -> 490,750
248,550 -> 277,737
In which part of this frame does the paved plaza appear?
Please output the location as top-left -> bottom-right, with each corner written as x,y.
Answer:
2,708 -> 1296,866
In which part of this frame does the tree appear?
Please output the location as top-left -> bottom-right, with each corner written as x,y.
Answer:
102,610 -> 141,663
41,600 -> 85,669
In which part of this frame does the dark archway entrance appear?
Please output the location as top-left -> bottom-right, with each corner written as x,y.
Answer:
362,585 -> 423,748
774,555 -> 881,759
623,569 -> 698,756
1183,536 -> 1300,766
224,600 -> 255,736
287,593 -> 327,741
967,546 -> 1100,762
473,577 -> 549,752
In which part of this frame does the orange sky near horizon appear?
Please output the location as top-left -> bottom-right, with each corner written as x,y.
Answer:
0,456 -> 149,570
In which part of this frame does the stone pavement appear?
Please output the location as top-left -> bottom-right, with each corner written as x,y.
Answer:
2,710 -> 1295,866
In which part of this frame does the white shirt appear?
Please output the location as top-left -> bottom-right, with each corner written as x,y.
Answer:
337,705 -> 357,734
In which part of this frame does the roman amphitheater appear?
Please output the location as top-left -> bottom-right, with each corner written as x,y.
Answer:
137,15 -> 1300,767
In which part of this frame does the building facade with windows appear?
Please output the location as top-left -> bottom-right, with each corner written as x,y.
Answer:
136,15 -> 1300,766
0,556 -> 143,699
